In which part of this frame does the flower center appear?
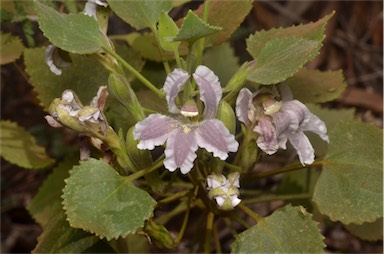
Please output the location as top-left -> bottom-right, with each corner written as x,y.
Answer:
182,125 -> 192,133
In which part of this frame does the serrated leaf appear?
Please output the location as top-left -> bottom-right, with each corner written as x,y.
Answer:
174,10 -> 221,44
158,11 -> 180,51
313,121 -> 383,225
24,47 -> 109,109
247,37 -> 320,84
194,0 -> 253,45
231,205 -> 325,253
62,158 -> 157,240
35,1 -> 103,54
27,156 -> 77,226
203,43 -> 239,87
247,12 -> 334,59
108,0 -> 172,30
0,33 -> 24,64
345,218 -> 383,241
285,69 -> 347,103
0,121 -> 54,169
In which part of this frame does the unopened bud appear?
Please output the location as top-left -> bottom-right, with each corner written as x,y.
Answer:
144,220 -> 175,249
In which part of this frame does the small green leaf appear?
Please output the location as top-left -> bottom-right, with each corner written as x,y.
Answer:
62,158 -> 157,240
0,33 -> 24,64
24,47 -> 109,109
247,37 -> 320,85
313,121 -> 383,225
247,12 -> 334,59
203,43 -> 239,87
173,10 -> 221,45
285,69 -> 347,103
231,205 -> 325,253
108,0 -> 172,30
0,121 -> 54,169
35,1 -> 103,54
345,218 -> 383,241
158,11 -> 180,51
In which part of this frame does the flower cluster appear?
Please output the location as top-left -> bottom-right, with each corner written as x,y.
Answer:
206,172 -> 241,210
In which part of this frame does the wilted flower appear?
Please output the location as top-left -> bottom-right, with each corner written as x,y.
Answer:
83,0 -> 108,19
45,45 -> 71,76
236,87 -> 329,165
207,172 -> 241,210
134,66 -> 239,174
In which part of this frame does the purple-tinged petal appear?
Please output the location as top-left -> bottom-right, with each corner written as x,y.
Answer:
254,116 -> 279,155
164,68 -> 190,114
45,115 -> 63,128
196,119 -> 239,160
287,131 -> 315,165
193,65 -> 222,119
134,114 -> 177,150
164,127 -> 198,174
235,88 -> 253,125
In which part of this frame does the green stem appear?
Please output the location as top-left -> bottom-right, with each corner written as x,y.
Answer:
102,46 -> 164,98
212,222 -> 221,254
196,0 -> 210,66
254,160 -> 324,178
204,212 -> 214,254
242,193 -> 313,205
152,25 -> 171,74
158,190 -> 191,205
125,156 -> 164,183
173,48 -> 182,68
238,203 -> 264,223
175,193 -> 192,245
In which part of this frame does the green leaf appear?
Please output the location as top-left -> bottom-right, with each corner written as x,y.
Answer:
158,11 -> 180,51
27,156 -> 77,226
174,10 -> 221,45
194,0 -> 253,45
0,121 -> 54,169
247,37 -> 320,85
24,47 -> 109,109
247,12 -> 334,59
35,1 -> 103,54
231,205 -> 325,253
0,33 -> 24,64
285,69 -> 347,103
62,158 -> 157,240
203,43 -> 239,87
313,121 -> 383,224
345,218 -> 383,241
108,0 -> 172,30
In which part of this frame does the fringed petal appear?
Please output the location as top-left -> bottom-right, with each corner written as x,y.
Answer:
163,128 -> 198,174
196,119 -> 239,160
193,65 -> 222,119
164,68 -> 190,114
133,114 -> 176,150
235,88 -> 253,125
287,131 -> 315,165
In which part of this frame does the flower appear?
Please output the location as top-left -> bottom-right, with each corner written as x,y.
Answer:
45,45 -> 71,76
134,66 -> 239,174
206,172 -> 241,210
83,0 -> 108,19
236,87 -> 329,165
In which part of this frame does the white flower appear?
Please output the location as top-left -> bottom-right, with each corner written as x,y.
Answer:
207,172 -> 241,210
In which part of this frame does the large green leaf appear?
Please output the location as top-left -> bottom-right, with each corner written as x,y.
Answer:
285,69 -> 347,103
0,33 -> 24,64
24,47 -> 108,109
231,205 -> 325,253
62,158 -> 157,240
108,0 -> 172,30
35,1 -> 103,54
247,37 -> 320,85
313,121 -> 383,224
173,10 -> 221,45
0,121 -> 54,169
247,12 -> 334,59
345,218 -> 383,241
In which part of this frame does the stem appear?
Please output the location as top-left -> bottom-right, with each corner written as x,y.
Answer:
158,190 -> 191,205
254,160 -> 324,178
204,212 -> 214,254
175,193 -> 192,245
102,46 -> 164,98
242,193 -> 312,205
196,0 -> 210,66
238,203 -> 264,223
174,48 -> 182,68
212,222 -> 221,254
152,25 -> 171,74
125,157 -> 164,183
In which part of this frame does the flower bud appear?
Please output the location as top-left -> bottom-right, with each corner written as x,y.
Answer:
216,101 -> 236,134
144,220 -> 175,249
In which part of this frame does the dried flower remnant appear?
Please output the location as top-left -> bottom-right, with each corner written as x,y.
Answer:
134,66 -> 239,174
207,172 -> 241,210
236,88 -> 329,165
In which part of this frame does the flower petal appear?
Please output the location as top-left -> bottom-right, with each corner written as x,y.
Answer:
254,116 -> 279,155
287,131 -> 315,165
235,88 -> 253,125
193,65 -> 222,119
164,128 -> 198,174
164,68 -> 190,114
196,119 -> 239,160
133,114 -> 177,150
300,112 -> 329,143
45,45 -> 71,76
